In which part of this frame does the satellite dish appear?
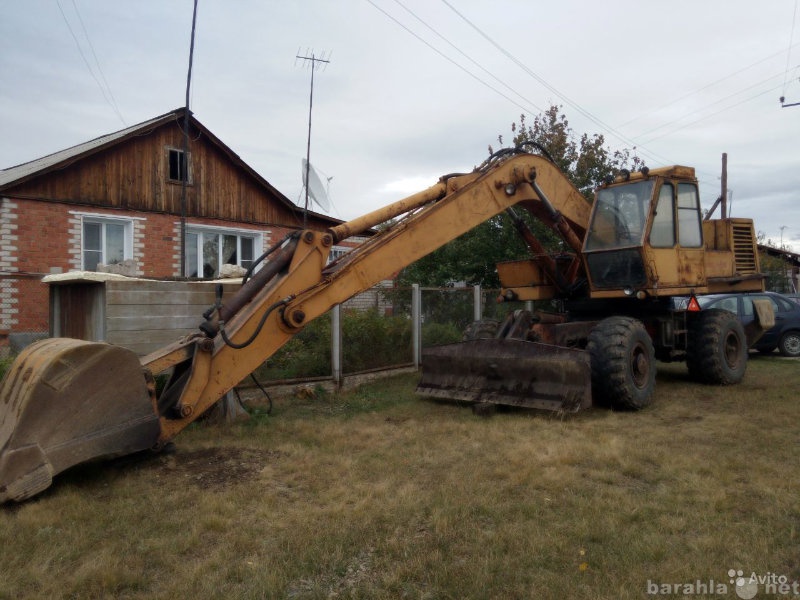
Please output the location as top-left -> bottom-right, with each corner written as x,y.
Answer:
301,158 -> 331,212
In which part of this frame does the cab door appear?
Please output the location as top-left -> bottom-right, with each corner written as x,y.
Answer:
644,181 -> 706,292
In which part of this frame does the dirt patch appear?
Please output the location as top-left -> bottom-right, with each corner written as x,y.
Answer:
151,447 -> 283,491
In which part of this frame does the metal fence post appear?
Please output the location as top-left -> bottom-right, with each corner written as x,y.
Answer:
473,284 -> 482,322
331,304 -> 342,387
412,283 -> 421,369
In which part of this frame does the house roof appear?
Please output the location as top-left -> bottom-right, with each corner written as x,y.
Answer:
759,244 -> 800,267
0,107 -> 341,226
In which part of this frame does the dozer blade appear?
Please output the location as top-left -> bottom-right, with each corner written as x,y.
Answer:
0,338 -> 161,503
417,338 -> 592,413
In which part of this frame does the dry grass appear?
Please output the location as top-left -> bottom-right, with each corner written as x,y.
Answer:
1,355 -> 799,599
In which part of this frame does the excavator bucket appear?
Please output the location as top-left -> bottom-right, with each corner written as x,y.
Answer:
417,338 -> 592,413
0,338 -> 161,503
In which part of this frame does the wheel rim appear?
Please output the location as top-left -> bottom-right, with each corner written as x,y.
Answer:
723,330 -> 743,369
784,334 -> 800,355
630,343 -> 650,389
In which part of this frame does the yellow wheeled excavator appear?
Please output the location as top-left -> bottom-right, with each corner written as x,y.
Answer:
0,147 -> 772,502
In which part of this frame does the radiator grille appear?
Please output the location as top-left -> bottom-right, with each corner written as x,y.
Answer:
732,223 -> 757,274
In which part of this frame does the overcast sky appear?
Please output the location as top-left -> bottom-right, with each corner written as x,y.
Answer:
1,1 -> 799,249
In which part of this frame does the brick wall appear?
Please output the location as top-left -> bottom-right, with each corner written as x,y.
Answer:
0,197 -> 307,347
0,199 -> 19,335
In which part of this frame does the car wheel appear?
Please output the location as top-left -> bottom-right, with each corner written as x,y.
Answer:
778,331 -> 800,358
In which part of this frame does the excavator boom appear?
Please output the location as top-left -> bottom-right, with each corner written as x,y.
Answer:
0,150 -> 593,502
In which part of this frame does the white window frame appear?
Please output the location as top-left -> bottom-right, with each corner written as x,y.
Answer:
76,213 -> 136,271
328,245 -> 349,264
183,223 -> 263,278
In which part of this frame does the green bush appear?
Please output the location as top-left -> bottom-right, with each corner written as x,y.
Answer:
256,309 -> 413,380
421,322 -> 462,346
342,309 -> 412,373
0,354 -> 15,382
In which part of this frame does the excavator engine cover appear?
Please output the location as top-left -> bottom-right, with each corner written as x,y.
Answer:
0,338 -> 160,503
417,338 -> 592,412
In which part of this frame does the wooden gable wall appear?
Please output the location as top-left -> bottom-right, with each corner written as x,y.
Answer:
4,116 -> 329,230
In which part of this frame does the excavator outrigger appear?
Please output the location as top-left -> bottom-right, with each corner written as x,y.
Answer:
0,147 -> 772,502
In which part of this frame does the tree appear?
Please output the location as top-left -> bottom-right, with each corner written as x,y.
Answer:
496,105 -> 644,201
757,231 -> 795,293
397,105 -> 641,288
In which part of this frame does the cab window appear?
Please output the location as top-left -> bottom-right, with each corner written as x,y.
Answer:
677,183 -> 702,247
650,183 -> 675,247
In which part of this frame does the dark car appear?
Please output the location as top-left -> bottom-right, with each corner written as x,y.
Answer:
693,291 -> 800,357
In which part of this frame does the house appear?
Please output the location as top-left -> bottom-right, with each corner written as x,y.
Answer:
758,244 -> 799,293
0,108 -> 358,352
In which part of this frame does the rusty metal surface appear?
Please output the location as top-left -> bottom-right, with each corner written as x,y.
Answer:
0,338 -> 160,503
416,339 -> 592,413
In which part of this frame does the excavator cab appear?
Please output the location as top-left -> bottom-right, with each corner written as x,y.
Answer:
583,176 -> 655,292
581,166 -> 710,298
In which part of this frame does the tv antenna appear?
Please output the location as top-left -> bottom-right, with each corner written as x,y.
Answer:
296,48 -> 331,226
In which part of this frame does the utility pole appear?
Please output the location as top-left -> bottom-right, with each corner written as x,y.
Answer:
780,226 -> 790,293
720,153 -> 728,219
705,152 -> 729,220
180,0 -> 199,277
780,96 -> 800,107
296,49 -> 331,228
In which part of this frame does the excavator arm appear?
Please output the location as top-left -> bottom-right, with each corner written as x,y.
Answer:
0,151 -> 590,502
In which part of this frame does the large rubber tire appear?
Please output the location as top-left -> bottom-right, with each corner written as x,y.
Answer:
778,330 -> 800,357
686,309 -> 747,384
587,316 -> 656,410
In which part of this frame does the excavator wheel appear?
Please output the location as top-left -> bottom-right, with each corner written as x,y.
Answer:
686,309 -> 747,385
587,316 -> 656,410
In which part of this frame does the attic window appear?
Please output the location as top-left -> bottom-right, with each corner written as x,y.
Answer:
168,148 -> 190,182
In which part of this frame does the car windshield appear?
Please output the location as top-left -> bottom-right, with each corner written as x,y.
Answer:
585,180 -> 655,251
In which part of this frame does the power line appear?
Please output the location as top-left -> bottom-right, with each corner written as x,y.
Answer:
390,0 -> 545,115
435,0 -> 673,167
69,0 -> 125,125
364,0 -> 542,117
56,0 -> 125,125
633,72 -> 786,144
784,0 -> 799,96
619,42 -> 800,131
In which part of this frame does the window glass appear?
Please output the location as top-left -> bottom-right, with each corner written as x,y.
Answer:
240,237 -> 254,270
773,296 -> 792,312
742,297 -> 753,316
83,220 -> 102,271
650,183 -> 675,247
202,232 -> 219,278
185,228 -> 260,277
185,232 -> 199,277
222,235 -> 237,265
82,219 -> 130,271
677,183 -> 702,247
714,297 -> 739,314
84,222 -> 101,251
168,149 -> 187,182
106,223 -> 125,264
585,180 -> 654,250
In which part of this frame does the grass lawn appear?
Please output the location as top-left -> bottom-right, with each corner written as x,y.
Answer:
1,355 -> 798,599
